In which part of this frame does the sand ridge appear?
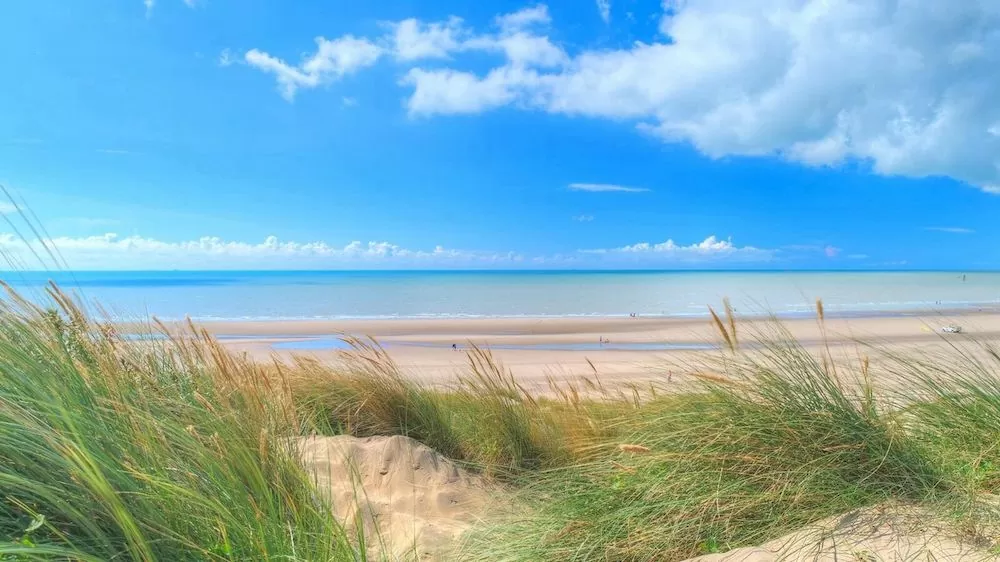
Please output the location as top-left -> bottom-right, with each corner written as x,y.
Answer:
684,504 -> 995,561
297,435 -> 495,561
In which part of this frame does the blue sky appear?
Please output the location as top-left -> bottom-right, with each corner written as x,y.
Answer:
1,0 -> 999,270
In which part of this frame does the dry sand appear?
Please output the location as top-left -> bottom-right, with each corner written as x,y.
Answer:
685,504 -> 995,561
297,435 -> 495,561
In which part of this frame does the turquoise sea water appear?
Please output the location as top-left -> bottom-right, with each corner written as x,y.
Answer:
1,271 -> 997,321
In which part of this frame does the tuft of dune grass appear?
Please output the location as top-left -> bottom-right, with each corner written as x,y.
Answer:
0,283 -> 358,560
283,338 -> 617,478
460,315 -> 988,561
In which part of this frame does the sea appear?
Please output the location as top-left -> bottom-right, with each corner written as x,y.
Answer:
0,270 -> 996,322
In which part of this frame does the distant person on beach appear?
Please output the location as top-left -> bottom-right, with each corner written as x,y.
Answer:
451,343 -> 457,351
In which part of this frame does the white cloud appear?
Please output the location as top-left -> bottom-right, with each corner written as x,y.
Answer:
183,0 -> 196,6
397,7 -> 566,114
847,254 -> 869,259
245,36 -> 381,101
403,67 -> 527,115
581,235 -> 772,263
218,48 -> 234,67
496,5 -> 551,32
394,1 -> 1000,192
925,226 -> 975,234
240,1 -> 1000,191
0,231 -> 796,269
0,233 -> 519,270
568,182 -> 649,193
573,215 -> 595,222
247,5 -> 567,113
390,17 -> 465,61
0,202 -> 20,215
342,96 -> 358,107
596,0 -> 611,23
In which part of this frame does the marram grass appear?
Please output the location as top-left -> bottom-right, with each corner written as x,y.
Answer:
0,284 -> 359,561
459,307 -> 1000,561
4,285 -> 1000,561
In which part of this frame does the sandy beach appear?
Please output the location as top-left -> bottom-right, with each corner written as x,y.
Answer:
170,310 -> 1000,389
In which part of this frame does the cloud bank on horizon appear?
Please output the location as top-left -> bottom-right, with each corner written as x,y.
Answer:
243,0 -> 1000,194
0,232 -> 781,270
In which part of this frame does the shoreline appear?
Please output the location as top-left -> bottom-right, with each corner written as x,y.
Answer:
143,302 -> 1000,333
153,304 -> 1000,325
152,306 -> 1000,337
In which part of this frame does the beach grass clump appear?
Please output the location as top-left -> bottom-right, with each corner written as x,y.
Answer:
882,340 -> 1000,500
463,319 -> 948,561
0,286 -> 358,560
287,337 -> 466,461
285,340 -> 588,477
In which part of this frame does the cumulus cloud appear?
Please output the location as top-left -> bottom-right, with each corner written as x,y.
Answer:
0,233 -> 519,270
400,7 -> 566,114
247,5 -> 567,113
573,214 -> 595,222
0,202 -> 19,215
390,17 -> 466,61
393,1 -> 1000,192
496,4 -> 551,32
925,226 -> 975,234
568,183 -> 649,193
402,67 -> 523,115
239,3 -> 1000,190
581,235 -> 772,263
245,36 -> 381,100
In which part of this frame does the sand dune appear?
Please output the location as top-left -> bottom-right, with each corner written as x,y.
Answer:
685,505 -> 994,561
299,435 -> 995,561
297,435 -> 494,561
